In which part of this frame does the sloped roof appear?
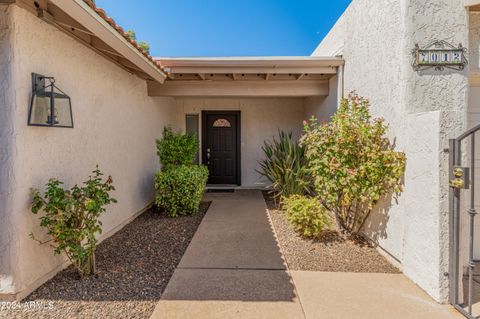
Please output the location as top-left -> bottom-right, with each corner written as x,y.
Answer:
82,0 -> 165,73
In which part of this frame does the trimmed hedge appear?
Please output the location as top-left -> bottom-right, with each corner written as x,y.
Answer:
155,165 -> 209,217
156,127 -> 199,169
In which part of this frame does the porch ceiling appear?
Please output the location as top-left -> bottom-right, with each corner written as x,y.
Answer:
148,56 -> 344,97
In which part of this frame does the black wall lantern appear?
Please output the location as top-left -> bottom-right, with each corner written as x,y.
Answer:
28,73 -> 74,128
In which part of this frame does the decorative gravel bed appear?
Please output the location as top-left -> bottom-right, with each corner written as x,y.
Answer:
1,202 -> 210,319
263,191 -> 399,273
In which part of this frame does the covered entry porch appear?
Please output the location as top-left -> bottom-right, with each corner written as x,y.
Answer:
149,57 -> 344,187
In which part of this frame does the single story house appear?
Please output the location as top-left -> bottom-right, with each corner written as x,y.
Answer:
0,0 -> 479,315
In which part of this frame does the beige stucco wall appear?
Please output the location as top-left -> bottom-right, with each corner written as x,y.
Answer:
303,75 -> 340,122
174,98 -> 305,187
314,0 -> 468,302
0,5 -> 179,300
0,4 -> 17,298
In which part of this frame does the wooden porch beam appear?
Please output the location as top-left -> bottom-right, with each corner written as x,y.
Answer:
167,66 -> 337,75
148,80 -> 329,97
466,0 -> 480,7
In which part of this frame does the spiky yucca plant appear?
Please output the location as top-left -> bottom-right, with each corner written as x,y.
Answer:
258,131 -> 311,200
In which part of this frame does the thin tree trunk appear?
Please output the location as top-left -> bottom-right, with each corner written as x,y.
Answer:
90,251 -> 96,275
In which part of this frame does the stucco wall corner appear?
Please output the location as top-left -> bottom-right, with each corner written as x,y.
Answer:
400,110 -> 443,301
312,7 -> 347,56
0,4 -> 18,298
404,0 -> 468,302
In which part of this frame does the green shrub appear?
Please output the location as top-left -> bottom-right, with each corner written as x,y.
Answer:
258,131 -> 311,200
301,93 -> 406,235
31,166 -> 116,276
155,165 -> 209,217
156,127 -> 199,168
282,195 -> 331,238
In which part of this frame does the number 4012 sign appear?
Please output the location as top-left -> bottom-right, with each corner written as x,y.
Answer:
413,40 -> 467,71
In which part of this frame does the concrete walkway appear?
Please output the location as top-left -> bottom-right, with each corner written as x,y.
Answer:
150,190 -> 461,319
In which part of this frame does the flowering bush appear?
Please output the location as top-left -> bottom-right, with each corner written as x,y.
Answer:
301,93 -> 406,235
31,166 -> 116,276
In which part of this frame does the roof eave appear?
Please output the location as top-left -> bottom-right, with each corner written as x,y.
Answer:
49,0 -> 167,83
156,56 -> 344,68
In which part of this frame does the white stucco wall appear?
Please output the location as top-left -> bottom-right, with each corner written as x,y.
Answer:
0,5 -> 179,300
0,5 -> 17,298
303,75 -> 340,123
174,97 -> 305,187
312,13 -> 345,57
467,12 -> 480,270
404,0 -> 467,302
314,0 -> 409,268
313,0 -> 468,302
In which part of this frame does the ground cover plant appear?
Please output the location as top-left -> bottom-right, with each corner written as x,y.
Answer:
263,191 -> 399,273
282,195 -> 331,238
31,166 -> 116,276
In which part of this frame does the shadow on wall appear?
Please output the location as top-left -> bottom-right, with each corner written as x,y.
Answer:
140,168 -> 156,203
361,193 -> 393,244
360,137 -> 406,247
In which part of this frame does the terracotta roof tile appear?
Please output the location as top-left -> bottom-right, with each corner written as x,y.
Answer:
82,0 -> 165,74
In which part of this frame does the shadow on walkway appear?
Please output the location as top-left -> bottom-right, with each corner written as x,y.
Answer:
151,190 -> 303,318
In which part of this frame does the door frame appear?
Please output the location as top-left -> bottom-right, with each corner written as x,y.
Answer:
201,111 -> 241,186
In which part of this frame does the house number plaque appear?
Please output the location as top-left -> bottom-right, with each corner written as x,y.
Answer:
413,40 -> 467,71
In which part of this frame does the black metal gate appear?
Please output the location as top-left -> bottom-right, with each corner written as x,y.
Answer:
450,126 -> 479,318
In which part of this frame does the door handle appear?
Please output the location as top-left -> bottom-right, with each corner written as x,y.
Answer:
207,148 -> 211,160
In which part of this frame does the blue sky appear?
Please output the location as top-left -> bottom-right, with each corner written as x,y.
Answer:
95,0 -> 351,57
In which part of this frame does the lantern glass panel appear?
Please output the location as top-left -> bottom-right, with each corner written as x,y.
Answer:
29,94 -> 52,125
53,94 -> 73,127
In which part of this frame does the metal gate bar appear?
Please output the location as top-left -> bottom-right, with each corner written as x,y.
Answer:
450,124 -> 480,319
449,138 -> 460,306
468,134 -> 476,315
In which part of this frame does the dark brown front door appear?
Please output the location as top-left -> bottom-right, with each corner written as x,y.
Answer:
202,111 -> 241,185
